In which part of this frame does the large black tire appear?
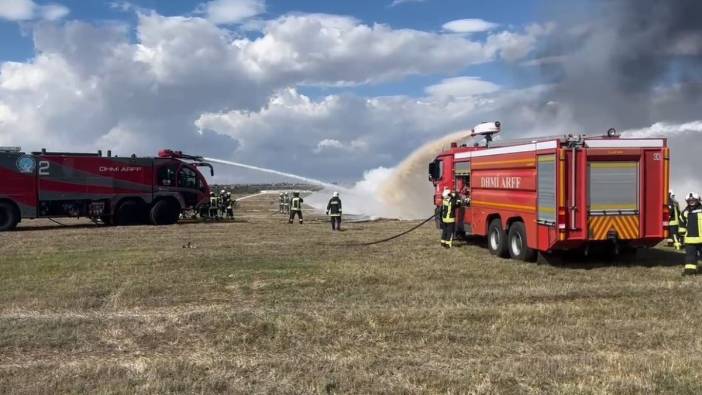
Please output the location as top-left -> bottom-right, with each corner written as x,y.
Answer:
115,200 -> 147,226
149,199 -> 180,226
507,221 -> 538,262
487,218 -> 509,258
0,202 -> 19,232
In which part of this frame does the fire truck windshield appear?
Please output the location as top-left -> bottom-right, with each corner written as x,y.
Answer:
178,166 -> 199,189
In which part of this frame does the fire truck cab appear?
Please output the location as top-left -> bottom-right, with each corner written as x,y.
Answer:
429,123 -> 669,260
0,147 -> 213,231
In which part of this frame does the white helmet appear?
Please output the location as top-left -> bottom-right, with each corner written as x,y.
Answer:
220,189 -> 226,194
669,189 -> 675,198
333,192 -> 339,198
442,189 -> 450,198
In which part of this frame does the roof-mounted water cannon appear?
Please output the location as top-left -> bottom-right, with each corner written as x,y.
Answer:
606,128 -> 619,138
471,121 -> 501,147
158,149 -> 214,176
158,149 -> 204,161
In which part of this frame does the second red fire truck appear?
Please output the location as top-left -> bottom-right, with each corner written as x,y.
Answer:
0,148 -> 213,231
429,122 -> 670,260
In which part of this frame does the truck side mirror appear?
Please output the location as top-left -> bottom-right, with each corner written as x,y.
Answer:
194,162 -> 214,177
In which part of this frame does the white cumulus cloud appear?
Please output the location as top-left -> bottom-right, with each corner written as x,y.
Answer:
425,76 -> 500,98
485,23 -> 554,62
442,18 -> 499,34
623,121 -> 702,137
0,0 -> 68,21
388,0 -> 425,7
239,13 -> 495,85
197,0 -> 265,25
38,3 -> 69,20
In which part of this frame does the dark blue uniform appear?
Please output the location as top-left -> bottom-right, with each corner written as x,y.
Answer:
326,196 -> 342,230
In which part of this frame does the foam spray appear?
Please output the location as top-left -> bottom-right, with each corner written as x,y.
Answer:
205,129 -> 471,219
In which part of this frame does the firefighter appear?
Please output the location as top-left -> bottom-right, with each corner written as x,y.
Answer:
284,192 -> 291,214
219,189 -> 227,218
226,192 -> 235,219
668,190 -> 683,250
326,191 -> 342,231
440,189 -> 461,248
680,192 -> 702,275
208,191 -> 218,219
279,193 -> 285,214
289,191 -> 303,224
199,203 -> 208,219
221,191 -> 233,220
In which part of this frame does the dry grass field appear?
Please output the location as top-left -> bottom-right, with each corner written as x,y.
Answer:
1,193 -> 701,394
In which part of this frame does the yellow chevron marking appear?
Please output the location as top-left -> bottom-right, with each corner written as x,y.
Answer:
588,215 -> 639,240
590,204 -> 638,210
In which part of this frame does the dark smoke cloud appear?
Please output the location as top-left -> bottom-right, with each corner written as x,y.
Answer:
543,0 -> 702,130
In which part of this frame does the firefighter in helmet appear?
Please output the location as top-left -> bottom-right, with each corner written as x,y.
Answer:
221,191 -> 232,220
279,192 -> 285,214
440,189 -> 463,248
680,192 -> 702,275
284,192 -> 291,214
668,190 -> 683,250
326,191 -> 342,231
226,192 -> 235,219
289,191 -> 304,224
219,189 -> 227,218
208,191 -> 218,219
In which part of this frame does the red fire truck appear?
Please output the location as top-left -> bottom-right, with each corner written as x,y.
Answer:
429,122 -> 670,260
0,147 -> 213,231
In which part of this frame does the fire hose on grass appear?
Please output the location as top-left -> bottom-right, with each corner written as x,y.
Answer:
346,213 -> 437,246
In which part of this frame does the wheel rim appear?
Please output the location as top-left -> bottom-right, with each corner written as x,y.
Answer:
511,233 -> 523,256
490,230 -> 499,250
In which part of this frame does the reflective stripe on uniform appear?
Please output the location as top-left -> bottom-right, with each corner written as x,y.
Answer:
442,198 -> 455,224
683,208 -> 702,244
670,202 -> 681,226
291,198 -> 301,210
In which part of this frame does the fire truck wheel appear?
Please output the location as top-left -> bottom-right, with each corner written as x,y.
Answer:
507,222 -> 537,262
0,202 -> 19,231
487,219 -> 509,258
150,199 -> 179,225
115,200 -> 147,226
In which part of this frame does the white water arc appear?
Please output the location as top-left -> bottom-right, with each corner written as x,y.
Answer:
203,157 -> 348,192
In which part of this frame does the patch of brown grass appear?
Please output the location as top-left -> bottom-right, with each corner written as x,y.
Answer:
1,194 -> 700,393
